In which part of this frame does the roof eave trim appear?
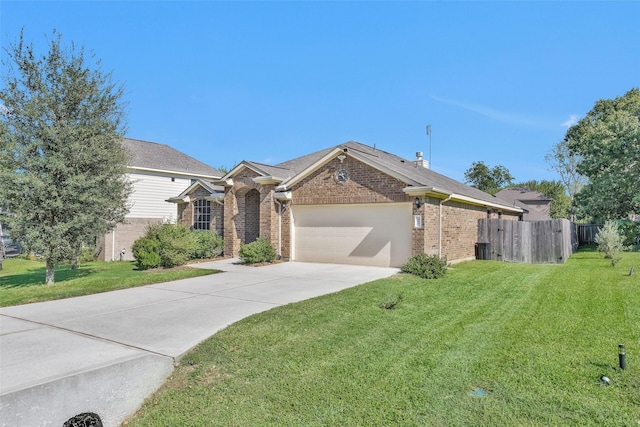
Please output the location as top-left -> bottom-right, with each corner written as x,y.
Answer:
128,166 -> 220,179
279,146 -> 422,189
253,176 -> 284,185
403,186 -> 452,198
166,196 -> 190,204
222,162 -> 269,181
403,187 -> 523,213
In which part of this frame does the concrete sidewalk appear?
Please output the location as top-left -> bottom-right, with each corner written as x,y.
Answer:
0,259 -> 398,427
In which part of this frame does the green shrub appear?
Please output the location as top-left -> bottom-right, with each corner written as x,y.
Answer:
132,237 -> 161,270
379,293 -> 403,310
78,245 -> 100,263
595,221 -> 627,266
192,230 -> 224,259
401,253 -> 447,279
133,224 -> 197,269
617,220 -> 640,247
239,237 -> 277,264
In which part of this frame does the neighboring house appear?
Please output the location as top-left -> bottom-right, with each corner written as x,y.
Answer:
99,138 -> 223,261
169,141 -> 523,267
494,187 -> 552,221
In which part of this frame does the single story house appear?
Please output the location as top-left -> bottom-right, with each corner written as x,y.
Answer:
99,138 -> 223,261
494,187 -> 552,221
168,141 -> 523,267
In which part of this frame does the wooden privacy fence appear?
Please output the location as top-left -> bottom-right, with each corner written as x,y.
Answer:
577,224 -> 602,246
477,219 -> 579,264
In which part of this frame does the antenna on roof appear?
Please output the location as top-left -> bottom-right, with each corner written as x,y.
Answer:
426,124 -> 432,169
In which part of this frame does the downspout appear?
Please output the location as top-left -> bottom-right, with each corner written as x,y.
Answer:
274,198 -> 282,257
439,195 -> 453,258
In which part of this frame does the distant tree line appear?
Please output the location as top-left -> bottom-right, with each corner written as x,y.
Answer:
464,88 -> 639,224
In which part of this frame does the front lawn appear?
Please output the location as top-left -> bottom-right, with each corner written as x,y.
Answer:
0,258 -> 219,307
127,250 -> 639,426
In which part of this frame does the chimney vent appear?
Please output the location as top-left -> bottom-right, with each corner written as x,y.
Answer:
415,151 -> 429,169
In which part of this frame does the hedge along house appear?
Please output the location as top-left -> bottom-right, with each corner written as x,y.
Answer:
169,141 -> 523,267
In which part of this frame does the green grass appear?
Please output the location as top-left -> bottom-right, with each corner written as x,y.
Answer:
0,258 -> 219,307
127,250 -> 639,426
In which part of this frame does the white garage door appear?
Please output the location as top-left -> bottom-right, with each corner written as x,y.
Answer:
293,203 -> 412,267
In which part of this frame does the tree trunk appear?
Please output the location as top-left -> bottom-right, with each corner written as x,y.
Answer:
71,244 -> 80,270
45,259 -> 55,285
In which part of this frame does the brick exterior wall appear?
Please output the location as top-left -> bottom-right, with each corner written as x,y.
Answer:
177,186 -> 224,235
411,198 -> 521,263
292,156 -> 409,205
175,156 -> 523,264
222,169 -> 279,257
100,217 -> 162,261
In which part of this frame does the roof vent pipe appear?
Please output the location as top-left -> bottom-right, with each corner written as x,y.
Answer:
415,152 -> 429,169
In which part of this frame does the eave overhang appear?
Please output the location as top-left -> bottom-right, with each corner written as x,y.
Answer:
274,191 -> 292,201
128,166 -> 220,180
403,186 -> 524,213
254,176 -> 284,185
166,195 -> 190,204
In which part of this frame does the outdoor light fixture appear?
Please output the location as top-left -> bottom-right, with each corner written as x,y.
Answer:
619,344 -> 626,370
414,197 -> 422,209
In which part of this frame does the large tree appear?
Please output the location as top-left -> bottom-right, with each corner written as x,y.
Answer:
464,161 -> 514,194
544,139 -> 587,220
565,88 -> 640,221
0,29 -> 131,284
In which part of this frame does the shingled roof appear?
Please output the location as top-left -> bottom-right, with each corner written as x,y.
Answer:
123,138 -> 222,178
249,141 -> 518,210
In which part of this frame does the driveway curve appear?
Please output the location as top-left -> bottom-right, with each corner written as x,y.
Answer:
0,259 -> 398,427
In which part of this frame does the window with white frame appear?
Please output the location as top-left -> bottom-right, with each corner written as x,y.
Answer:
193,199 -> 211,230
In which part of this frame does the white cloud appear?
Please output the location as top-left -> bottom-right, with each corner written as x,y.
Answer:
430,95 -> 537,127
561,114 -> 579,128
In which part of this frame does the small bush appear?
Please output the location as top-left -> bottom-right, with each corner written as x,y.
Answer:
401,253 -> 447,279
239,237 -> 277,264
379,293 -> 403,310
192,230 -> 224,259
132,237 -> 162,270
595,221 -> 627,266
78,244 -> 100,263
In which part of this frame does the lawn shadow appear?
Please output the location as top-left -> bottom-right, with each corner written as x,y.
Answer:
0,265 -> 94,289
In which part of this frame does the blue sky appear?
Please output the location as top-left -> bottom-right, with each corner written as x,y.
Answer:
2,1 -> 639,183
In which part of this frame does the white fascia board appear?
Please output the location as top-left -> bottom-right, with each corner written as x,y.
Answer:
452,194 -> 523,213
274,191 -> 292,201
403,186 -> 523,213
166,195 -> 190,204
403,186 -> 452,197
128,166 -> 220,180
223,162 -> 268,180
278,147 -> 421,190
253,176 -> 284,185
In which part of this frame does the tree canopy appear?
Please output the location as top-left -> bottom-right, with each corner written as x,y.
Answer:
464,161 -> 514,194
545,139 -> 587,219
565,88 -> 640,222
0,29 -> 131,284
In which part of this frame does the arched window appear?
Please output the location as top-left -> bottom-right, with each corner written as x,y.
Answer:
193,199 -> 211,230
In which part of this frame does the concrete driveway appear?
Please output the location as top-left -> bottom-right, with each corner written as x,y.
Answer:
0,259 -> 398,427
